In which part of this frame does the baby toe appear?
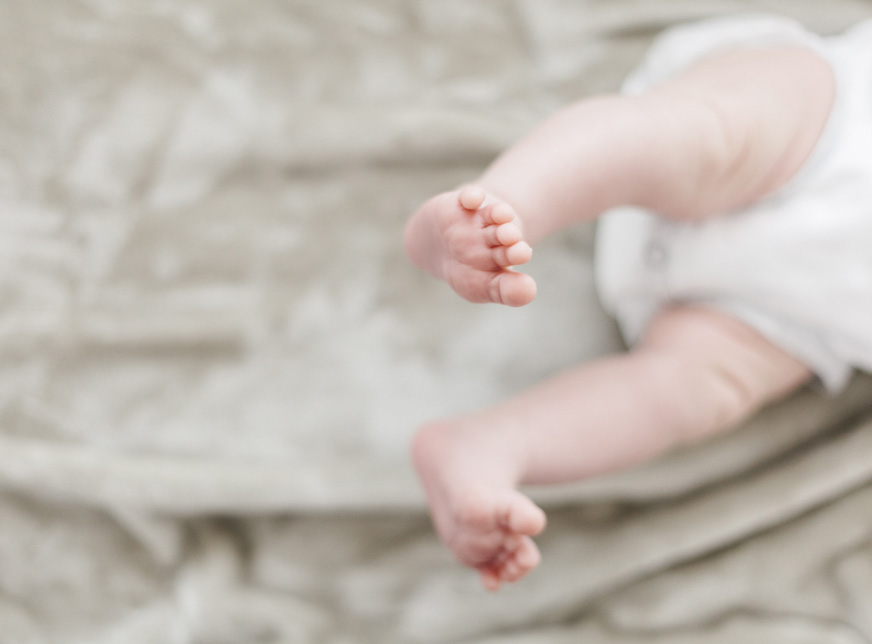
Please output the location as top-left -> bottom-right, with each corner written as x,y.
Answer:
503,493 -> 547,536
499,557 -> 525,583
488,271 -> 537,307
506,241 -> 532,265
480,567 -> 502,592
514,537 -> 542,570
495,223 -> 523,246
482,202 -> 515,225
484,222 -> 522,247
492,241 -> 532,268
458,187 -> 487,211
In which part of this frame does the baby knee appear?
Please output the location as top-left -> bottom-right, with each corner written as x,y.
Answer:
640,307 -> 801,440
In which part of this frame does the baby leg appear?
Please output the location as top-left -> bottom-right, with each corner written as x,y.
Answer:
404,46 -> 834,305
412,306 -> 810,589
477,45 -> 835,241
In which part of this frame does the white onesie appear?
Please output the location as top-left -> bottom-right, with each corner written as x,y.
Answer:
595,15 -> 872,393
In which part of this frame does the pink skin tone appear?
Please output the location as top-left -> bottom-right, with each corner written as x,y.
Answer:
404,46 -> 835,590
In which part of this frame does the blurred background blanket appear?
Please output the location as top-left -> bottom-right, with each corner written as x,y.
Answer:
2,1 -> 872,642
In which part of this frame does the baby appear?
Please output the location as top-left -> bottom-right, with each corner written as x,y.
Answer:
403,16 -> 872,591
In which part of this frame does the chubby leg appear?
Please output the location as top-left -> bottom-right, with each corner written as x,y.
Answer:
412,307 -> 811,589
404,46 -> 834,304
478,45 -> 835,241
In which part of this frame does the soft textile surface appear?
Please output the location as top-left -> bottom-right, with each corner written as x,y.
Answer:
2,1 -> 872,642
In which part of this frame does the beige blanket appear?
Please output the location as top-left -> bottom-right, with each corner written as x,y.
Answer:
2,1 -> 872,641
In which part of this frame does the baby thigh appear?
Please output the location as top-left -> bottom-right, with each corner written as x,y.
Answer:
637,306 -> 812,442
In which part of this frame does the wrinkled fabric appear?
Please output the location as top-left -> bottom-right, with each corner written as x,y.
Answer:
1,1 -> 872,642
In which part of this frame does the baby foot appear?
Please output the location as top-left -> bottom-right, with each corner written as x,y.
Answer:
412,423 -> 547,590
403,187 -> 537,307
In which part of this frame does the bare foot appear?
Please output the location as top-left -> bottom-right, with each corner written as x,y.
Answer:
403,187 -> 537,307
412,422 -> 547,590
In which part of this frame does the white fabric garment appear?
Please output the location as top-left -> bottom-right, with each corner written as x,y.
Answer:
595,15 -> 872,392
